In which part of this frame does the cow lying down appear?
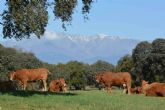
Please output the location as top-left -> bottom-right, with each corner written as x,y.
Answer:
141,80 -> 165,97
49,78 -> 67,92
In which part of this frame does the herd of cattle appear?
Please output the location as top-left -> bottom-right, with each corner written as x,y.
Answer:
0,68 -> 165,97
95,72 -> 165,97
1,68 -> 67,92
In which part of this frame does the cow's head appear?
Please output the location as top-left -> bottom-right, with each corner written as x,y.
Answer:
141,80 -> 148,87
8,72 -> 16,81
58,78 -> 67,92
141,80 -> 149,93
59,78 -> 67,87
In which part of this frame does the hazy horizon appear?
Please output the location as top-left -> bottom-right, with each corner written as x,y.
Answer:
1,31 -> 140,65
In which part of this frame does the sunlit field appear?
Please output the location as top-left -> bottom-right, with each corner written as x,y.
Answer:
0,90 -> 165,110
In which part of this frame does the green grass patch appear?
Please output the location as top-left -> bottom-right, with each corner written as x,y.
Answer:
0,90 -> 165,110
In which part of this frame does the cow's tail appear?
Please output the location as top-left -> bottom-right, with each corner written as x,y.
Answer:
47,70 -> 52,85
48,70 -> 51,76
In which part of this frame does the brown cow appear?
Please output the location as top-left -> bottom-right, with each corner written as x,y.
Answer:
141,80 -> 159,94
49,78 -> 67,92
9,68 -> 50,91
141,80 -> 165,97
95,72 -> 132,95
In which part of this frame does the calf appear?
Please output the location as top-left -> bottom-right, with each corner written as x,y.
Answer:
49,78 -> 67,92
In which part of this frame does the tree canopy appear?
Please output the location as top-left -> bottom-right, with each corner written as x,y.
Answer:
0,0 -> 94,40
132,39 -> 165,83
0,44 -> 43,80
1,38 -> 165,89
116,54 -> 134,73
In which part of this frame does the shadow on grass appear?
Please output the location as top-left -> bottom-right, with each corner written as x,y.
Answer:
0,90 -> 77,97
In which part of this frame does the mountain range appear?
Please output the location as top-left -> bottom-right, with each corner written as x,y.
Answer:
1,31 -> 140,64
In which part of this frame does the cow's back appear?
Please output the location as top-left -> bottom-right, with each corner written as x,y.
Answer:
101,72 -> 131,85
146,83 -> 165,96
15,68 -> 49,81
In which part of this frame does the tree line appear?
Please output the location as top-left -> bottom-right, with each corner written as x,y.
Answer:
0,38 -> 165,90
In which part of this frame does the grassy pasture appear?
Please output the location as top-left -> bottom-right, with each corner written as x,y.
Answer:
0,90 -> 165,110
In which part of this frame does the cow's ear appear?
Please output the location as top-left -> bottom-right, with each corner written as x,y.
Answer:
143,80 -> 149,84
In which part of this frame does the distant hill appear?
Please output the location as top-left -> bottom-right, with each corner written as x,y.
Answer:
2,31 -> 140,64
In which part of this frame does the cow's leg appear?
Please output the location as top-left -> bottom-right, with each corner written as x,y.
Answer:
18,81 -> 24,90
127,83 -> 131,95
106,87 -> 109,93
122,83 -> 127,94
18,81 -> 25,90
42,79 -> 47,91
122,88 -> 127,94
109,87 -> 112,94
22,81 -> 27,90
107,85 -> 112,94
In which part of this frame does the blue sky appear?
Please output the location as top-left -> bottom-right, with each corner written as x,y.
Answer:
0,0 -> 165,41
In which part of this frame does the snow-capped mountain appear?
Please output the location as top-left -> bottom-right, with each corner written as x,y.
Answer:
1,31 -> 140,64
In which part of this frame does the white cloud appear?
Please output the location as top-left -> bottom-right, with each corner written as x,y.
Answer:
98,33 -> 108,37
44,31 -> 60,40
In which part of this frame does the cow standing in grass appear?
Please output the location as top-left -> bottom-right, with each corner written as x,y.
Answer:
141,80 -> 165,97
9,68 -> 50,91
95,72 -> 132,95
